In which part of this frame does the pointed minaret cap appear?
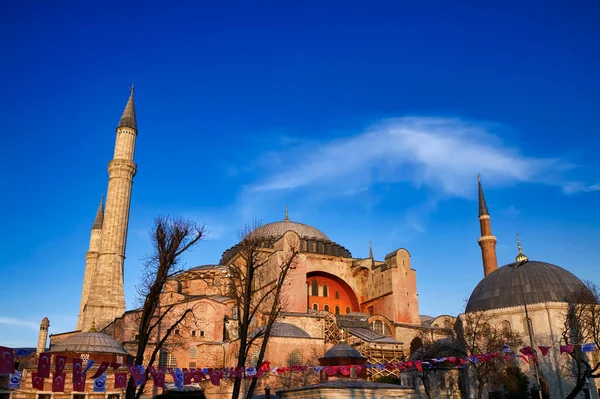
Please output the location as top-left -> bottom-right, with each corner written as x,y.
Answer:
478,173 -> 489,217
92,195 -> 104,229
369,240 -> 374,259
117,84 -> 137,130
515,234 -> 529,264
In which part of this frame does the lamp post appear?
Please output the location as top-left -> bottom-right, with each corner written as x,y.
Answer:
513,234 -> 543,399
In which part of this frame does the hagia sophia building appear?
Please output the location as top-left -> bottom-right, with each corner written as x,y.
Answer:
9,88 -> 596,399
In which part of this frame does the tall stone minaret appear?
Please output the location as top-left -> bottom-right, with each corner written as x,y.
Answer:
36,317 -> 50,355
77,197 -> 104,330
477,174 -> 498,276
79,87 -> 138,331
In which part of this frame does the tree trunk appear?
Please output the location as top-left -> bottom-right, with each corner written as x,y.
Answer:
477,383 -> 484,399
565,377 -> 587,399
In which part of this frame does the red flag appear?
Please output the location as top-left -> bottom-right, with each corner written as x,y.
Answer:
32,372 -> 45,390
538,346 -> 551,356
339,366 -> 351,376
54,355 -> 67,374
154,369 -> 165,388
517,354 -> 530,364
209,370 -> 221,386
73,358 -> 83,382
114,373 -> 128,388
52,372 -> 65,392
192,368 -> 205,382
91,362 -> 110,380
110,362 -> 122,370
0,346 -> 15,375
37,353 -> 51,378
183,368 -> 192,385
73,374 -> 86,392
259,361 -> 271,371
415,360 -> 423,372
519,346 -> 534,357
560,345 -> 574,354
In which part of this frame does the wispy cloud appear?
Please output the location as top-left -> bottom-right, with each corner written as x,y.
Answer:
0,317 -> 38,330
249,117 -> 593,197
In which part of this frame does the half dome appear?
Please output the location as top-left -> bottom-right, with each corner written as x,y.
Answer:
466,260 -> 589,313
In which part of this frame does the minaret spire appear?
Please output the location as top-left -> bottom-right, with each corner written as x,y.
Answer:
92,195 -> 104,229
477,174 -> 498,277
117,85 -> 137,130
284,205 -> 289,221
478,173 -> 489,217
78,87 -> 138,331
369,240 -> 373,259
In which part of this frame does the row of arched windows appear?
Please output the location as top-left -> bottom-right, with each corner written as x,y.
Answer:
312,303 -> 351,315
310,279 -> 340,298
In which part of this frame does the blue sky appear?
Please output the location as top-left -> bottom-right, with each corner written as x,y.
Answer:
1,1 -> 599,347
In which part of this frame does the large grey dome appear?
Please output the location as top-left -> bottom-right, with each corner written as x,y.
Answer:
249,219 -> 330,241
323,343 -> 364,359
466,260 -> 589,312
49,332 -> 128,355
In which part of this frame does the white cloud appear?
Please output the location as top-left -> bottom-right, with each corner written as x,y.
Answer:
0,317 -> 38,330
248,117 -> 591,198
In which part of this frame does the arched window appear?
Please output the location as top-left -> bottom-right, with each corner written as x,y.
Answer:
312,303 -> 318,311
324,304 -> 330,312
311,279 -> 318,296
323,285 -> 329,297
189,346 -> 197,359
335,290 -> 340,299
288,349 -> 303,366
335,306 -> 340,315
159,350 -> 177,368
371,320 -> 384,335
502,320 -> 511,333
345,306 -> 351,314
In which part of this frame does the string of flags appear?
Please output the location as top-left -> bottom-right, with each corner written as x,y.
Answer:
0,342 -> 596,392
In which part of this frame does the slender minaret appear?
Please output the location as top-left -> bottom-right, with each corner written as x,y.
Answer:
477,174 -> 498,276
77,197 -> 104,330
36,317 -> 50,355
79,87 -> 138,331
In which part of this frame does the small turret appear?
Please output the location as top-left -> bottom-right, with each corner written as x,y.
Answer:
36,317 -> 50,355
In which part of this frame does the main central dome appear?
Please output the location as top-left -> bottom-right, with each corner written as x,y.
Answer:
248,219 -> 330,241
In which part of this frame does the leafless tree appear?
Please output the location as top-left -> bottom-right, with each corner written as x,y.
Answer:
125,216 -> 205,399
454,309 -> 524,399
560,281 -> 600,399
227,222 -> 299,399
409,330 -> 458,399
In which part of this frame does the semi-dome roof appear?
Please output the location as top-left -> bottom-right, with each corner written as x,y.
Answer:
250,322 -> 311,338
249,219 -> 330,241
49,332 -> 128,355
466,260 -> 589,312
322,342 -> 365,359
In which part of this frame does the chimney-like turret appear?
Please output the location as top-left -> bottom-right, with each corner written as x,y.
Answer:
36,317 -> 50,355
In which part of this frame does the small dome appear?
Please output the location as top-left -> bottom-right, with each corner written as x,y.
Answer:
466,260 -> 589,312
250,323 -> 311,338
49,332 -> 128,355
323,343 -> 364,359
249,219 -> 330,241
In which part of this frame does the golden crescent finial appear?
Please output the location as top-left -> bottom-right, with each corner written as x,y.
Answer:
284,205 -> 289,220
515,234 -> 528,264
